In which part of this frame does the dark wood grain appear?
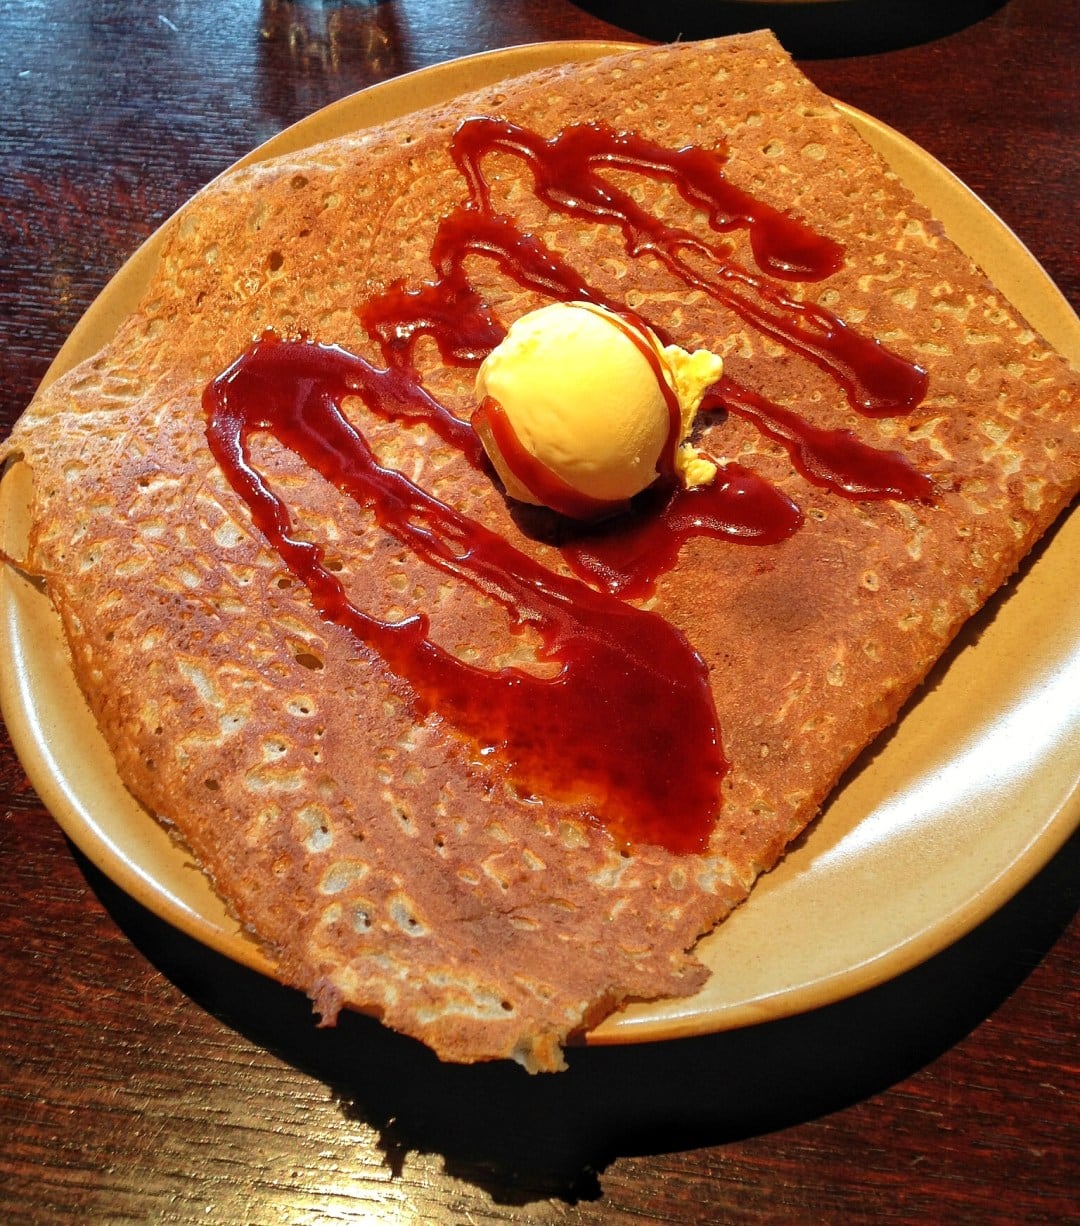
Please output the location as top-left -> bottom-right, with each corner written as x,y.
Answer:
1,1 -> 1077,1221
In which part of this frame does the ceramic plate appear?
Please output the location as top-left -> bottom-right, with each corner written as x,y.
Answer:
1,42 -> 1078,1045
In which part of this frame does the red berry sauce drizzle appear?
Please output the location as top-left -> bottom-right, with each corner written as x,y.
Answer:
204,117 -> 934,852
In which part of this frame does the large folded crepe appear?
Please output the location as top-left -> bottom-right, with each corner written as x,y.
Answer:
2,32 -> 1078,1070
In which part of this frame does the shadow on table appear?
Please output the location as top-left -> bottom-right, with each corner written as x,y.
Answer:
84,825 -> 1077,1205
570,0 -> 1009,58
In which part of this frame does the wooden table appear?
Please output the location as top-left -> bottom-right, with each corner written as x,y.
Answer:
2,1 -> 1076,1220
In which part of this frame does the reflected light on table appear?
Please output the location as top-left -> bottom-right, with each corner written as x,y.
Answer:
258,0 -> 404,123
206,1174 -> 436,1224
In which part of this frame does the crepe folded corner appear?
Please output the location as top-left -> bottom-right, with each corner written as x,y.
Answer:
2,32 -> 1078,1070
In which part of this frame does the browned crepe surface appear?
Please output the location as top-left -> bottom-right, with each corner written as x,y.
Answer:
2,33 -> 1078,1070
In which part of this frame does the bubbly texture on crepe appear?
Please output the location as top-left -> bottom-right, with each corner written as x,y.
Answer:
2,33 -> 1078,1070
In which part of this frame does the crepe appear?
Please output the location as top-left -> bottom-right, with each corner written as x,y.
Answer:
2,33 -> 1078,1071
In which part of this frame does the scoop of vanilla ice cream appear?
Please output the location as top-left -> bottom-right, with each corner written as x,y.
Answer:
473,302 -> 723,512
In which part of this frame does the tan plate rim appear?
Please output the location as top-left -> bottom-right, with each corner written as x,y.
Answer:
1,40 -> 1077,1047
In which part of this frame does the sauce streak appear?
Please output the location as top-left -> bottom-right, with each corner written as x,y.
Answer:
360,118 -> 934,597
204,336 -> 725,853
207,116 -> 936,849
709,377 -> 938,504
448,119 -> 927,415
558,465 -> 804,599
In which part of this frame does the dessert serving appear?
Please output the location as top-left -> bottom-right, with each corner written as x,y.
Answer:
1,32 -> 1078,1071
